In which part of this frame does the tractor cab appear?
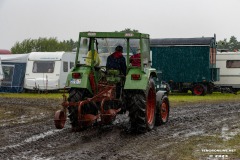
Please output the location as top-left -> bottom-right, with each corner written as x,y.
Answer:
55,32 -> 170,133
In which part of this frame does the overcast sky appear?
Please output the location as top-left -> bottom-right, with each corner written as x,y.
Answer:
0,0 -> 240,50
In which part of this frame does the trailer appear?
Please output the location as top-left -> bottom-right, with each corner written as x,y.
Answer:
150,36 -> 219,95
0,54 -> 28,93
214,51 -> 240,93
24,52 -> 76,91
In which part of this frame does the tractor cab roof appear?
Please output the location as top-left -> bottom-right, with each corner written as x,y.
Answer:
79,32 -> 149,39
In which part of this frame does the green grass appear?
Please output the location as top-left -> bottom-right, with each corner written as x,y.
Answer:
1,92 -> 240,105
168,92 -> 240,107
171,134 -> 240,160
0,92 -> 64,99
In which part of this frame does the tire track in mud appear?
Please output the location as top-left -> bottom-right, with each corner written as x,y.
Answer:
0,99 -> 240,160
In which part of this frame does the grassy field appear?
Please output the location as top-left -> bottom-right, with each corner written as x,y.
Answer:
1,91 -> 239,107
169,91 -> 240,107
0,92 -> 63,99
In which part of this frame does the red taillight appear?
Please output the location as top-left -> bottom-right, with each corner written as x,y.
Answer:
72,73 -> 81,79
131,74 -> 141,80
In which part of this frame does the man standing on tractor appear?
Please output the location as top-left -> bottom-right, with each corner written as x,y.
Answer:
130,49 -> 141,67
106,45 -> 126,76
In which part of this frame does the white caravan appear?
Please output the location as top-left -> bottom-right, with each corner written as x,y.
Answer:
215,51 -> 240,92
24,52 -> 76,91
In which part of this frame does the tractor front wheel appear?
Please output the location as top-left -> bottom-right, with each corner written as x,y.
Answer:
128,78 -> 156,133
155,96 -> 169,125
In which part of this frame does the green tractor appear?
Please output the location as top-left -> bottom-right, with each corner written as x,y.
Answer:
54,32 -> 170,133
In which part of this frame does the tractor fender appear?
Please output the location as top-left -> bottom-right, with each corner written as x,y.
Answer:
65,66 -> 93,94
124,68 -> 157,90
156,90 -> 167,104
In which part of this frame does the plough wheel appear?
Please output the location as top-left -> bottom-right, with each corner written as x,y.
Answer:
54,110 -> 66,129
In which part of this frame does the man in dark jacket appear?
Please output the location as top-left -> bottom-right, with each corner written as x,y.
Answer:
106,45 -> 126,76
106,45 -> 126,98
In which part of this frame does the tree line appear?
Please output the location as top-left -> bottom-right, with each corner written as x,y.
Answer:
217,36 -> 240,51
11,38 -> 78,54
10,33 -> 240,54
10,29 -> 139,54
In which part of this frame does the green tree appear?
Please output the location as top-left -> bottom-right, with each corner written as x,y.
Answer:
11,37 -> 77,54
217,38 -> 228,50
229,36 -> 240,51
115,28 -> 139,33
217,36 -> 240,51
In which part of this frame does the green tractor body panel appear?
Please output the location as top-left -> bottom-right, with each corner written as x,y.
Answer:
66,66 -> 93,93
124,68 -> 157,90
79,32 -> 149,39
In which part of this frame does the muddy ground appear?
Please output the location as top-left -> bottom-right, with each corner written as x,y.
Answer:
0,97 -> 240,160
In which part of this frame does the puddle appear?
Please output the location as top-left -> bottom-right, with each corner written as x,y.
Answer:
184,130 -> 204,137
221,124 -> 240,141
0,129 -> 63,151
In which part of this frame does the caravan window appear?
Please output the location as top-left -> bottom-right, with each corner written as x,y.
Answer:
226,60 -> 240,68
63,61 -> 68,72
70,62 -> 74,69
2,65 -> 14,86
33,61 -> 55,73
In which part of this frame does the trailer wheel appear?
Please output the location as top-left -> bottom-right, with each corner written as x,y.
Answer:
155,96 -> 169,126
192,84 -> 206,96
207,83 -> 214,94
128,78 -> 156,133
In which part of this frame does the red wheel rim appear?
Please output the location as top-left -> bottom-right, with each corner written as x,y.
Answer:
194,85 -> 203,95
147,87 -> 156,125
161,99 -> 169,122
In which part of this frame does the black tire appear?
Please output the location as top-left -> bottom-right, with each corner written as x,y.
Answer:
232,88 -> 238,95
68,89 -> 98,130
207,83 -> 214,94
127,78 -> 156,133
155,96 -> 170,126
192,84 -> 207,96
68,89 -> 84,128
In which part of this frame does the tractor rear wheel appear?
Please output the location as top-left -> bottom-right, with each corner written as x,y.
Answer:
68,89 -> 98,130
155,96 -> 169,125
128,78 -> 156,133
68,89 -> 84,129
